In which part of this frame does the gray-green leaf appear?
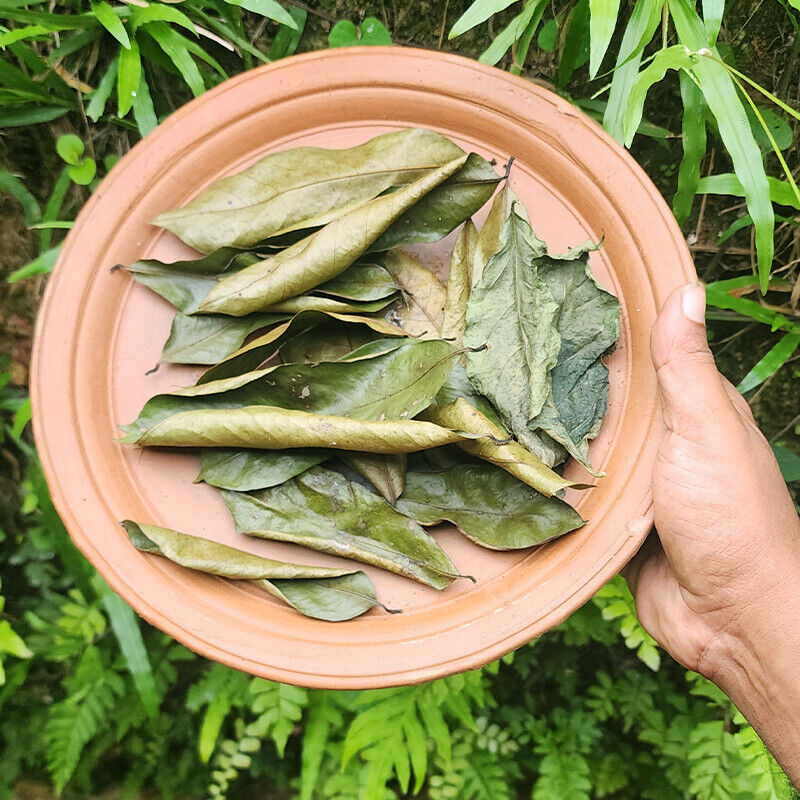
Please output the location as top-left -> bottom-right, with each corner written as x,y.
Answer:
121,520 -> 383,621
223,467 -> 461,588
395,464 -> 585,550
155,128 -> 466,253
464,194 -> 560,431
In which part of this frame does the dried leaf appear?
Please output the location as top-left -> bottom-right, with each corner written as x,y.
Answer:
259,295 -> 395,315
162,312 -> 290,365
155,128 -> 466,253
463,194 -> 560,433
395,464 -> 585,550
522,245 -> 620,472
198,449 -> 329,492
314,260 -> 397,301
121,520 -> 383,621
420,398 -> 580,497
383,249 -> 446,338
223,467 -> 460,588
441,220 -> 476,344
369,152 -> 502,252
197,156 -> 467,316
472,184 -> 513,285
341,452 -> 406,504
199,310 -> 405,382
123,406 -> 481,452
124,339 -> 458,439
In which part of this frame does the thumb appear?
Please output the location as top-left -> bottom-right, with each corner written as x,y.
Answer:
651,281 -> 733,435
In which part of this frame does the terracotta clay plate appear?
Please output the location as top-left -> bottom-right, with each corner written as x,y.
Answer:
32,47 -> 694,689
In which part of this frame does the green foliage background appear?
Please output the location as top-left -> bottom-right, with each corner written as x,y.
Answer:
1,0 -> 800,798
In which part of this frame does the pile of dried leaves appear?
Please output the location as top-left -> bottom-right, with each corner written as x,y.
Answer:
119,128 -> 620,621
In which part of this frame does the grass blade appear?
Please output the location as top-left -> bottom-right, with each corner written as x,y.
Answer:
95,576 -> 160,718
737,331 -> 800,393
131,70 -> 158,136
0,169 -> 40,226
772,443 -> 800,482
91,1 -> 131,48
40,167 -> 70,251
698,173 -> 800,210
702,0 -> 723,44
603,0 -> 664,142
589,0 -> 621,77
673,69 -> 707,222
8,245 -> 61,283
555,0 -> 590,87
669,0 -> 773,292
268,5 -> 306,59
144,22 -> 204,96
479,0 -> 543,66
86,56 -> 118,121
449,0 -> 518,39
116,36 -> 141,117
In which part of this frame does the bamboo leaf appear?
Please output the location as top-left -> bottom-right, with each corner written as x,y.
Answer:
121,406 -> 480,452
420,398 -> 580,497
441,221 -> 477,345
589,0 -> 621,78
121,521 -> 383,621
449,0 -> 518,39
197,157 -> 467,316
199,309 -> 405,381
603,0 -> 664,143
673,70 -> 708,223
623,45 -> 696,146
224,467 -> 461,588
669,0 -> 774,291
737,332 -> 800,393
91,1 -> 130,48
155,128 -> 466,253
383,249 -> 447,338
396,463 -> 584,550
116,36 -> 140,117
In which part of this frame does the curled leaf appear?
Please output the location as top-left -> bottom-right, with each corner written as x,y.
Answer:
383,249 -> 446,338
369,152 -> 502,252
155,128 -> 466,253
162,312 -> 290,365
420,398 -> 582,498
200,310 -> 405,383
341,452 -> 406,504
395,464 -> 585,550
197,156 -> 467,316
223,467 -> 461,588
441,220 -> 477,345
123,405 -> 482,452
472,184 -> 513,286
121,520 -> 384,621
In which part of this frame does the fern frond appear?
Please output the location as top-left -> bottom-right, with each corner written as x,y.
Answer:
44,647 -> 124,793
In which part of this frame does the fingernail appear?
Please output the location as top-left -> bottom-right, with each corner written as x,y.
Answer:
681,281 -> 706,325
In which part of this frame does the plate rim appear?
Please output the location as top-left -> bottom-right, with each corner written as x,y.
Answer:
31,46 -> 694,688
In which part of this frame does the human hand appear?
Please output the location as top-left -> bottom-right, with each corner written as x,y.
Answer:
624,281 -> 800,782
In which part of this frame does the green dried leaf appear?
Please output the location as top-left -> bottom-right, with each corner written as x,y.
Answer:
383,249 -> 446,338
525,245 -> 620,472
123,339 -> 459,440
198,449 -> 330,492
368,153 -> 501,252
341,452 -> 406,504
122,406 -> 479,452
161,312 -> 290,365
197,156 -> 466,316
314,260 -> 397,301
277,320 -> 398,365
201,309 -> 404,383
154,128 -> 465,253
257,295 -> 395,315
223,467 -> 460,588
441,221 -> 476,345
420,398 -> 581,497
395,464 -> 585,550
121,520 -> 383,621
464,193 -> 560,430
